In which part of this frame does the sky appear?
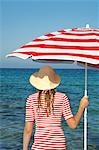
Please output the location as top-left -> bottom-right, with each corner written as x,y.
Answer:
0,0 -> 99,68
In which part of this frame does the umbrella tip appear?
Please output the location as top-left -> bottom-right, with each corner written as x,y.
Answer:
86,24 -> 90,28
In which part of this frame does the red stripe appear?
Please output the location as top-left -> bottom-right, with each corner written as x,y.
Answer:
58,29 -> 99,32
58,31 -> 99,36
44,37 -> 99,42
33,34 -> 55,41
15,51 -> 99,60
21,44 -> 99,50
71,28 -> 99,32
33,39 -> 45,42
45,33 -> 55,36
33,37 -> 99,42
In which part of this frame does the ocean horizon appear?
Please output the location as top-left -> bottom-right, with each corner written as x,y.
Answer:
0,68 -> 99,150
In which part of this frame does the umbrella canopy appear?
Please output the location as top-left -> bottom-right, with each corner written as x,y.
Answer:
6,25 -> 99,150
6,27 -> 99,66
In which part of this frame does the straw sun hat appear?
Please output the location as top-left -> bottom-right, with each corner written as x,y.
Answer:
29,66 -> 61,90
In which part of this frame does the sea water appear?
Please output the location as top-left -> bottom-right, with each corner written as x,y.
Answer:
0,68 -> 99,150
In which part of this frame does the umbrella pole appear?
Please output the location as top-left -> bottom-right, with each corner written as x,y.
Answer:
84,62 -> 88,150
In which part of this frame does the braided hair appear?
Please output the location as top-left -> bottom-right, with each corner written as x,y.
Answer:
37,89 -> 56,117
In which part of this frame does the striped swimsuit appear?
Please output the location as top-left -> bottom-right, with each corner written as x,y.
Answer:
25,92 -> 73,150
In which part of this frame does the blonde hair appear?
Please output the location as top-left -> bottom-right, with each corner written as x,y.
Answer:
37,89 -> 56,117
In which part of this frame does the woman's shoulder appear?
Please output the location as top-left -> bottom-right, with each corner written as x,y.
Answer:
56,91 -> 66,97
27,92 -> 38,99
26,93 -> 38,105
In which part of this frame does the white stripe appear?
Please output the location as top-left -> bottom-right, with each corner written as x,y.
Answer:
6,53 -> 30,59
37,35 -> 49,39
12,48 -> 99,56
53,34 -> 99,39
37,34 -> 99,40
47,31 -> 61,35
25,41 -> 99,47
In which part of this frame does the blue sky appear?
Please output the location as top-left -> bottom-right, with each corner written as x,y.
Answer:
1,0 -> 99,68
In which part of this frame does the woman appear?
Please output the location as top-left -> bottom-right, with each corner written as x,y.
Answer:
23,66 -> 89,150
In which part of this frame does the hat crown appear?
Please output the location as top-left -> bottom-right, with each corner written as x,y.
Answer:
38,66 -> 55,76
38,66 -> 58,84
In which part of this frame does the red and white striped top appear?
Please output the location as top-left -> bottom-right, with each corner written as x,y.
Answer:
25,92 -> 73,150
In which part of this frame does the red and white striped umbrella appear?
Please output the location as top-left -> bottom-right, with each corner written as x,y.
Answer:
7,26 -> 99,66
6,25 -> 99,150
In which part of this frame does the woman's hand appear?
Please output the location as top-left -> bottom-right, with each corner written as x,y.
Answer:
66,96 -> 89,129
80,96 -> 89,109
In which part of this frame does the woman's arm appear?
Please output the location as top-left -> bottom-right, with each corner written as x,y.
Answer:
66,96 -> 89,129
23,122 -> 33,150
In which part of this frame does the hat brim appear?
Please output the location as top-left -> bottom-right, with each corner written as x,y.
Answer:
29,72 -> 61,90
